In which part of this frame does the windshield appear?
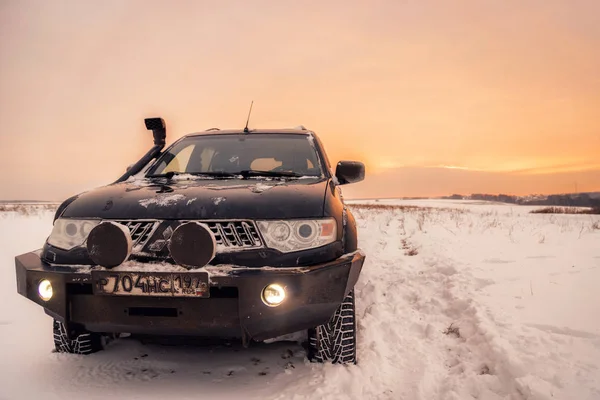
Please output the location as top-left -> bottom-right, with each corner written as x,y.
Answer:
147,134 -> 324,178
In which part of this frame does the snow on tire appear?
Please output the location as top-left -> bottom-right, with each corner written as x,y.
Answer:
53,320 -> 103,355
308,291 -> 357,364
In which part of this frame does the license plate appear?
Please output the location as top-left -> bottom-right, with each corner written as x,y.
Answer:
92,271 -> 210,297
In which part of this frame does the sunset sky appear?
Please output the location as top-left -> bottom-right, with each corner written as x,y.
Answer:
1,0 -> 599,200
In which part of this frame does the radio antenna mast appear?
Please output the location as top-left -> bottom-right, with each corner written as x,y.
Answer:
243,101 -> 254,133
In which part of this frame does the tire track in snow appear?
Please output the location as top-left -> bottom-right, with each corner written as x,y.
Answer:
395,208 -> 531,400
420,256 -> 529,400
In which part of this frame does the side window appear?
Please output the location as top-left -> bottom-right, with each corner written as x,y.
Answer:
163,144 -> 194,173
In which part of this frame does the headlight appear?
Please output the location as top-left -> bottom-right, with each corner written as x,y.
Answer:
257,218 -> 337,253
47,218 -> 101,251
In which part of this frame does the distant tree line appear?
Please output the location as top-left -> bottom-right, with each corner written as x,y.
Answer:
441,192 -> 600,212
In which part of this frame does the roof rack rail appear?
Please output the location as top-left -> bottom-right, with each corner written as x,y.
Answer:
205,128 -> 220,131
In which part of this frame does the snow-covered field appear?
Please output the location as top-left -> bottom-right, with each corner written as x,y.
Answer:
1,200 -> 599,400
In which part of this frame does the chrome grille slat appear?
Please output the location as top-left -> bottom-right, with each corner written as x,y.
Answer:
215,223 -> 229,246
238,223 -> 252,245
228,222 -> 244,247
115,220 -> 160,251
225,224 -> 236,244
202,221 -> 263,250
135,223 -> 154,249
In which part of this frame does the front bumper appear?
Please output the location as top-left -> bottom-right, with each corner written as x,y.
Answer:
15,250 -> 365,341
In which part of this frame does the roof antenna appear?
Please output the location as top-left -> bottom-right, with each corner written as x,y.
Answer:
243,100 -> 254,133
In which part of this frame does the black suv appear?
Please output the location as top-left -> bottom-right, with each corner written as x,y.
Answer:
14,118 -> 366,364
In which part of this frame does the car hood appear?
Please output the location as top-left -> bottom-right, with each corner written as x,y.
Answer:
61,177 -> 329,220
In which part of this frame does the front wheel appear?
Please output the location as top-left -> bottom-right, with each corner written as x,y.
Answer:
307,291 -> 357,364
53,320 -> 105,355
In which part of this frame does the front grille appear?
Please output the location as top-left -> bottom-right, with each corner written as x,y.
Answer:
206,221 -> 262,250
112,220 -> 263,254
116,220 -> 160,252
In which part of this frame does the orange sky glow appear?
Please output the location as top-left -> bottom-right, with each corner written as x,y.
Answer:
1,1 -> 599,200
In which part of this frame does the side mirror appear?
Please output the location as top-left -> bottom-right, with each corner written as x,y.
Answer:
335,161 -> 365,185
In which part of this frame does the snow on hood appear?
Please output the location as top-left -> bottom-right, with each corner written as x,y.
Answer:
139,194 -> 185,208
251,183 -> 276,193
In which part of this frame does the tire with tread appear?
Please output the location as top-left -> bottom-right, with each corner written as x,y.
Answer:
53,320 -> 104,355
307,291 -> 357,364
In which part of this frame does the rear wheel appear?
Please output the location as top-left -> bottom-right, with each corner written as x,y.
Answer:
53,320 -> 105,355
307,291 -> 357,364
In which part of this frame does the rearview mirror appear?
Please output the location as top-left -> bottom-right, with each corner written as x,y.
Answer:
335,161 -> 365,185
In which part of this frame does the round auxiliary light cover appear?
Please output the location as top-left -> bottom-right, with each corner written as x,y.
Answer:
168,222 -> 216,269
86,222 -> 132,268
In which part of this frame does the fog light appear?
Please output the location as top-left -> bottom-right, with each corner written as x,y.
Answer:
261,284 -> 286,307
38,279 -> 53,301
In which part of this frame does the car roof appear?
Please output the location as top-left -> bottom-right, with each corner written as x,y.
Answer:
185,128 -> 314,137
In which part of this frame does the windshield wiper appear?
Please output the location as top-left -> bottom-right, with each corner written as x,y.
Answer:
148,171 -> 238,179
239,170 -> 302,179
148,170 -> 307,180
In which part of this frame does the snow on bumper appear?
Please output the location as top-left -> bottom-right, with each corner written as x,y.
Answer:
14,250 -> 365,341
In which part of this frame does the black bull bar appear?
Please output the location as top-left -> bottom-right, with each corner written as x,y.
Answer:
15,250 -> 365,341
